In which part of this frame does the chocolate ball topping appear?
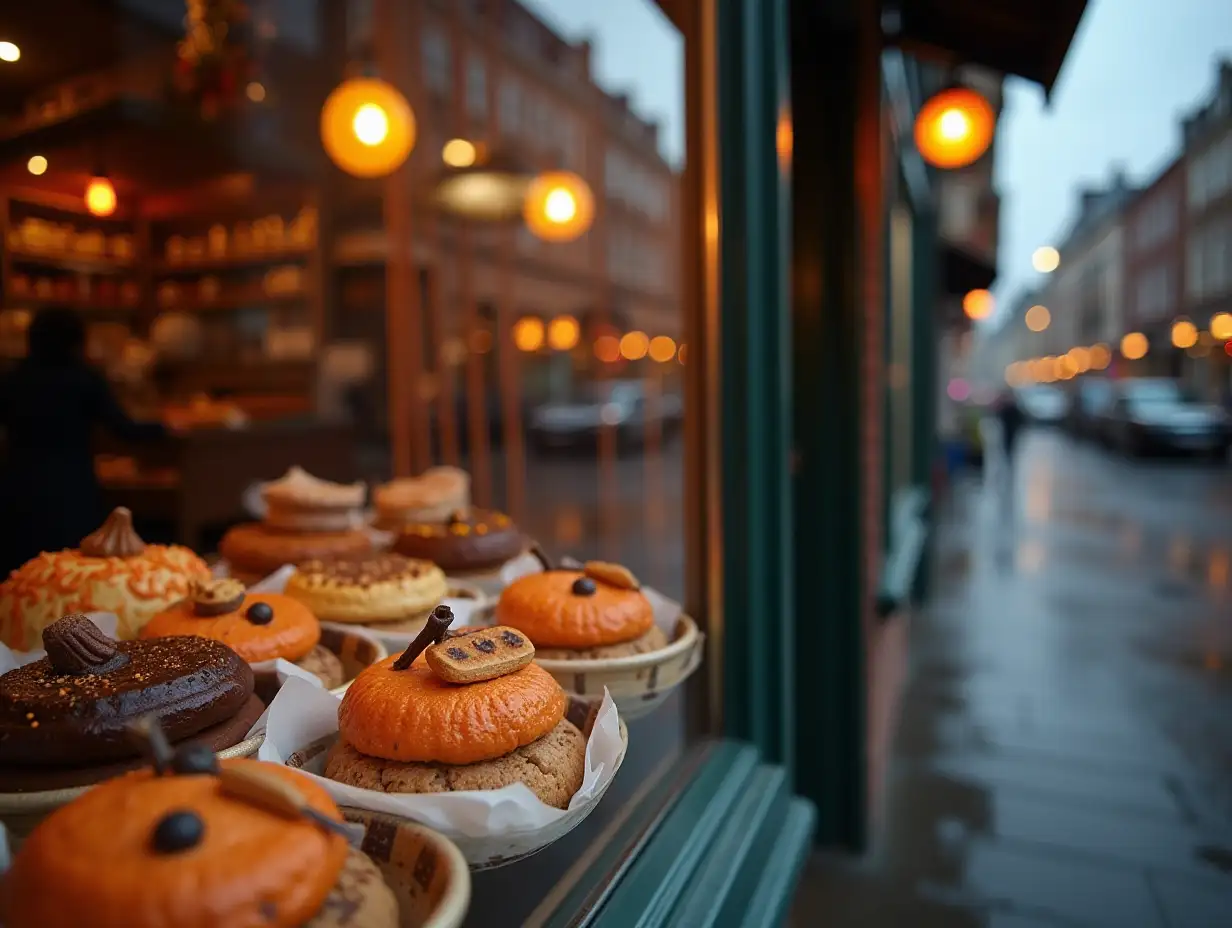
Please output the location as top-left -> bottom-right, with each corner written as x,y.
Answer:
151,810 -> 205,854
571,577 -> 597,596
245,602 -> 274,625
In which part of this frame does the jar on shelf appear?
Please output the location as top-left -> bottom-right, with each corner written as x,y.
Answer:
110,235 -> 135,261
166,235 -> 186,264
232,222 -> 252,254
207,224 -> 228,258
199,276 -> 222,302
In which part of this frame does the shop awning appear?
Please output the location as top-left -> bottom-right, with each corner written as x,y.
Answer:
892,0 -> 1089,95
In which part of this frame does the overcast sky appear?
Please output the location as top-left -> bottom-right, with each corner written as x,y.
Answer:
523,0 -> 1232,317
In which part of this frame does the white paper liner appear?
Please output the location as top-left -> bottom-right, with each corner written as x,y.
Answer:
496,558 -> 685,638
258,678 -> 625,862
0,611 -> 321,742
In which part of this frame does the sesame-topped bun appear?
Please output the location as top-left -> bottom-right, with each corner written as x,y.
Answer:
0,508 -> 211,649
283,554 -> 448,625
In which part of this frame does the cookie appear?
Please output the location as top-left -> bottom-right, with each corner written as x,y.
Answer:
325,718 -> 586,809
306,846 -> 399,928
295,644 -> 346,690
535,624 -> 669,660
426,626 -> 533,683
284,554 -> 448,624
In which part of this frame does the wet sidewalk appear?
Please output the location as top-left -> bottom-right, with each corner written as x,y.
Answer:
792,429 -> 1232,927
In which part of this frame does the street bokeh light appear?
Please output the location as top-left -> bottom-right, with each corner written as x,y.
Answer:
1121,332 -> 1149,360
1089,343 -> 1112,370
512,316 -> 545,353
962,288 -> 994,321
1171,319 -> 1198,350
1031,247 -> 1060,273
320,77 -> 416,178
914,86 -> 995,170
1025,304 -> 1051,332
1210,312 -> 1232,341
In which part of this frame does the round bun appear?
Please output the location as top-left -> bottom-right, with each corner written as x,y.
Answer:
218,523 -> 373,580
373,466 -> 470,526
338,653 -> 566,765
284,554 -> 447,624
392,508 -> 525,573
495,569 -> 655,649
0,508 -> 210,649
5,759 -> 349,928
142,583 -> 321,664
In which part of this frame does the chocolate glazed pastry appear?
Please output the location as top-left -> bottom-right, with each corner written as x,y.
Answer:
0,615 -> 260,790
393,508 -> 527,572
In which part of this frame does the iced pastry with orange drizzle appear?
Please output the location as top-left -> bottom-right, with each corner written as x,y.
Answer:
0,507 -> 210,649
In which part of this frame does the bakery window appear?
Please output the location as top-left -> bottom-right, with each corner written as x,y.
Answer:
0,0 -> 711,925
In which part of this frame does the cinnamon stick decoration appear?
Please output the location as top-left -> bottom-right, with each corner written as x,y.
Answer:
127,715 -> 175,775
392,604 -> 455,670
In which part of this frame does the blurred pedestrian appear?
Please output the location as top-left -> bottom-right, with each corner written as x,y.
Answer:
0,307 -> 169,576
994,389 -> 1025,467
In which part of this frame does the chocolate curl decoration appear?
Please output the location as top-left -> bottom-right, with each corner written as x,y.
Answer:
43,615 -> 129,675
529,544 -> 555,572
392,605 -> 455,670
127,715 -> 175,775
80,507 -> 147,558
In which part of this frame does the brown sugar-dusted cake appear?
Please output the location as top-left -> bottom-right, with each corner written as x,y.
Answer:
284,553 -> 448,627
0,507 -> 211,649
495,559 -> 667,659
0,614 -> 263,791
392,508 -> 527,574
140,578 -> 344,689
4,739 -> 399,928
325,606 -> 587,809
262,466 -> 368,533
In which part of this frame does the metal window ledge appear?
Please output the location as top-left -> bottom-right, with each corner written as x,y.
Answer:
531,740 -> 816,928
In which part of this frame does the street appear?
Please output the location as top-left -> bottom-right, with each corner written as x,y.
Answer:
794,426 -> 1232,927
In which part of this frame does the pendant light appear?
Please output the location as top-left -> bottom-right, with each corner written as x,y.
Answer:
914,84 -> 995,170
320,71 -> 416,178
523,171 -> 594,243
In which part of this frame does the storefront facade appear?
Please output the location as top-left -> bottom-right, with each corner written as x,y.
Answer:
0,0 -> 1085,922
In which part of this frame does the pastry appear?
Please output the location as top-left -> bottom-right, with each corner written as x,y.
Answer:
284,553 -> 447,626
373,466 -> 470,528
0,614 -> 263,791
325,605 -> 586,809
0,507 -> 211,648
495,558 -> 666,658
392,508 -> 527,574
262,466 -> 367,533
3,738 -> 399,928
141,578 -> 344,690
219,523 -> 374,585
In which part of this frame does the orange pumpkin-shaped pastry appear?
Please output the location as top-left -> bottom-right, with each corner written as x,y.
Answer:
4,753 -> 368,928
0,507 -> 210,649
495,560 -> 655,650
142,578 -> 320,664
326,605 -> 587,809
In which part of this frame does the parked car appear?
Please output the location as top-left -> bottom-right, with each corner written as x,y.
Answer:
1106,378 -> 1230,460
528,381 -> 684,453
1065,377 -> 1115,441
1015,385 -> 1068,425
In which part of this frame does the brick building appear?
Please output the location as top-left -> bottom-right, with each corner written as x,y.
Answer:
1180,60 -> 1232,396
1121,156 -> 1186,373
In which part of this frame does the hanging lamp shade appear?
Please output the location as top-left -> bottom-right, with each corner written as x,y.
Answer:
429,147 -> 535,222
320,77 -> 416,178
913,85 -> 995,170
523,171 -> 595,243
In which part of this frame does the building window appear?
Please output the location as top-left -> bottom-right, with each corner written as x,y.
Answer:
498,79 -> 520,135
466,54 -> 487,118
423,26 -> 451,96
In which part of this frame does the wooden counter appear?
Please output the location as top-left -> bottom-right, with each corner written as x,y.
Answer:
98,421 -> 357,551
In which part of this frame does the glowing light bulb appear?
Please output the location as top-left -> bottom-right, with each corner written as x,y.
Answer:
544,188 -> 578,224
0,42 -> 20,63
353,104 -> 390,146
26,155 -> 47,176
85,177 -> 117,217
938,109 -> 970,141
